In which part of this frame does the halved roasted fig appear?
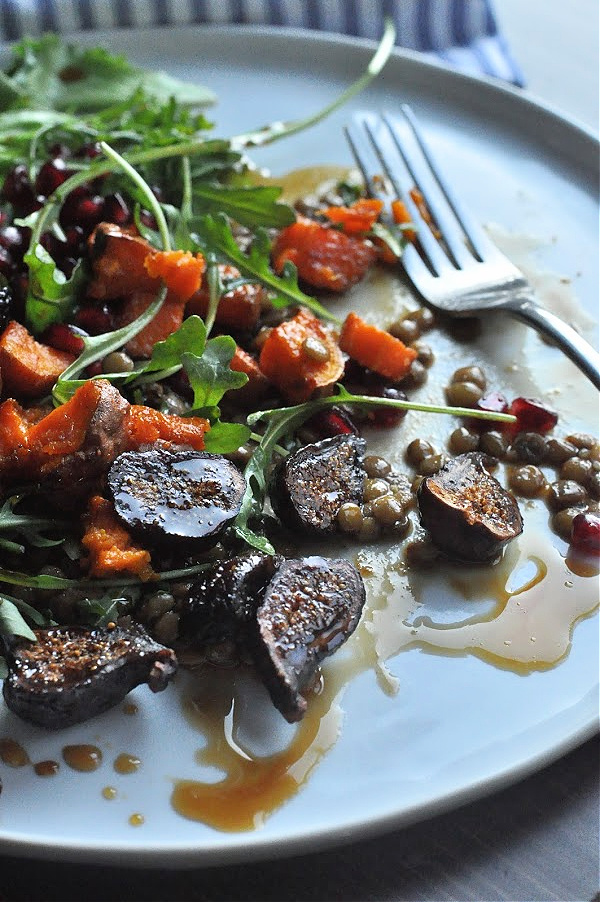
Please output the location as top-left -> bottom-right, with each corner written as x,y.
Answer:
252,556 -> 366,722
107,447 -> 246,548
2,623 -> 177,729
178,552 -> 278,659
270,434 -> 366,534
417,452 -> 523,562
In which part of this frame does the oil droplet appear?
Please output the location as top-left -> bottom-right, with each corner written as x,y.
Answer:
62,744 -> 103,772
34,760 -> 59,777
0,739 -> 29,767
122,702 -> 138,716
114,753 -> 141,775
102,786 -> 117,800
129,813 -> 145,827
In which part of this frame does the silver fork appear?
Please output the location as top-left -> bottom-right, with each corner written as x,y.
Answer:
345,106 -> 600,390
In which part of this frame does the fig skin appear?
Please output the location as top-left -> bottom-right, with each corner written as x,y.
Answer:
107,446 -> 246,549
252,556 -> 366,722
417,452 -> 523,562
177,552 -> 278,660
270,434 -> 366,535
2,623 -> 177,729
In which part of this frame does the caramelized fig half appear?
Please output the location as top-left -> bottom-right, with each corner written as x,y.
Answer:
271,434 -> 366,534
178,552 -> 278,662
252,556 -> 366,722
107,447 -> 246,549
417,451 -> 523,562
2,623 -> 177,729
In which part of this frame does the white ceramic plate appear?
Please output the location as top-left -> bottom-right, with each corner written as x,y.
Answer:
0,26 -> 598,867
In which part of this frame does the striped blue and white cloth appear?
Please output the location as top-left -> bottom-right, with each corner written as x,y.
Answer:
0,0 -> 525,86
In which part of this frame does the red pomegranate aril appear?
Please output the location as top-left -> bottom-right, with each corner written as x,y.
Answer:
0,246 -> 14,278
35,158 -> 70,196
363,386 -> 409,428
42,322 -> 86,356
85,360 -> 104,378
63,225 -> 85,255
59,186 -> 89,228
306,407 -> 359,438
139,209 -> 158,231
2,164 -> 32,205
0,225 -> 27,255
103,192 -> 131,226
72,195 -> 105,231
467,391 -> 509,432
75,142 -> 102,159
75,303 -> 113,335
508,396 -> 558,434
570,512 -> 600,556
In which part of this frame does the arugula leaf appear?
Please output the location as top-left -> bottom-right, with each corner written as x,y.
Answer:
0,595 -> 41,641
193,184 -> 295,230
2,34 -> 216,114
0,494 -> 69,554
127,314 -> 207,385
53,285 -> 168,404
203,420 -> 251,454
231,18 -> 395,150
24,242 -> 84,333
182,336 -> 248,419
191,213 -> 339,323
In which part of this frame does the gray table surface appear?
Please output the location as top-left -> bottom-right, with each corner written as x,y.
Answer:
0,5 -> 598,901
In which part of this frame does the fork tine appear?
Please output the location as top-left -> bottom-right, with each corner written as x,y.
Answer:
393,105 -> 500,262
382,110 -> 474,269
348,113 -> 455,276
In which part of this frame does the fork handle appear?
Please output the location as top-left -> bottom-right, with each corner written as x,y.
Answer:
507,295 -> 600,391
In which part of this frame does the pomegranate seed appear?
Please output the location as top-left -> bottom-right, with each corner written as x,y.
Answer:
35,158 -> 70,196
75,303 -> 113,334
139,209 -> 158,231
73,195 -> 105,231
354,384 -> 409,428
508,396 -> 558,434
2,164 -> 31,203
570,512 -> 600,556
0,225 -> 27,256
85,360 -> 104,377
103,192 -> 131,226
306,407 -> 359,438
74,142 -> 102,159
63,225 -> 85,255
42,322 -> 86,356
48,142 -> 71,159
0,246 -> 14,278
468,391 -> 510,431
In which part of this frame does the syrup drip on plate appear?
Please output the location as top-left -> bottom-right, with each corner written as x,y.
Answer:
173,668 -> 342,831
